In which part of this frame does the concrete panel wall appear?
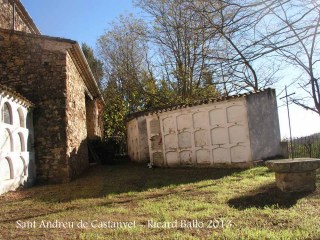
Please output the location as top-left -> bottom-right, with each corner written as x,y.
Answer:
127,116 -> 149,163
246,89 -> 282,160
137,116 -> 149,163
0,95 -> 34,195
146,117 -> 164,166
127,119 -> 139,161
146,98 -> 252,167
128,89 -> 282,168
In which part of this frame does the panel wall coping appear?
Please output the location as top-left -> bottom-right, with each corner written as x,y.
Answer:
127,88 -> 276,121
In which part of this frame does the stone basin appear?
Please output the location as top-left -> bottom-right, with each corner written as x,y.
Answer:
265,158 -> 320,173
265,158 -> 320,192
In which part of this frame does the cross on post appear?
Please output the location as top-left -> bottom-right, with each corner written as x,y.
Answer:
280,86 -> 295,160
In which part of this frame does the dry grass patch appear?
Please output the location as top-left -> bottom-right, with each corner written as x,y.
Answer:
0,162 -> 319,240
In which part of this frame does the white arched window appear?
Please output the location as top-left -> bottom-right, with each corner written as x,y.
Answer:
15,132 -> 25,153
2,102 -> 12,124
1,128 -> 13,152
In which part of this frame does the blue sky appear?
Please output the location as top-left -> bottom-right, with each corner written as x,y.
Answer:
21,0 -> 138,48
21,0 -> 320,138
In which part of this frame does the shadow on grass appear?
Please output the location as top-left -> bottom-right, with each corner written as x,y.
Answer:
1,161 -> 240,224
228,183 -> 313,210
1,162 -> 243,204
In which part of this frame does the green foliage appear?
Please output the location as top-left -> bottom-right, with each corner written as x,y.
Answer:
81,43 -> 104,88
286,136 -> 320,159
99,15 -> 205,139
97,12 -> 221,139
103,79 -> 129,140
96,0 -> 320,140
136,0 -> 217,100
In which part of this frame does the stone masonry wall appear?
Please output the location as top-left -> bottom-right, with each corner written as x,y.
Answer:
86,98 -> 103,140
65,51 -> 89,179
0,0 -> 37,34
0,29 -> 71,183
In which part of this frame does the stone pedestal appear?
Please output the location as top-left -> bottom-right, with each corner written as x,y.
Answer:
265,158 -> 320,192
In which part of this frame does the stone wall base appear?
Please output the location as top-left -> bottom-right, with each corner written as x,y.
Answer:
275,171 -> 316,192
154,161 -> 257,169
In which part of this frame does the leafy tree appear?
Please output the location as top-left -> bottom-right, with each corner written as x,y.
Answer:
136,0 -> 219,101
98,15 -> 150,112
98,15 -> 154,139
81,43 -> 104,89
103,78 -> 129,140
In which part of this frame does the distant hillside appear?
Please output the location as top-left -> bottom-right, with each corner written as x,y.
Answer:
308,132 -> 320,138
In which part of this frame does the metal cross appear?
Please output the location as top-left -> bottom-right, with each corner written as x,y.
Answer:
280,86 -> 295,160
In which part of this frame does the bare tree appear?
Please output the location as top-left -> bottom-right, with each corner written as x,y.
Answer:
135,0 -> 218,100
189,0 -> 319,115
97,15 -> 150,138
190,0 -> 285,93
97,14 -> 150,110
262,0 -> 320,115
97,14 -> 180,138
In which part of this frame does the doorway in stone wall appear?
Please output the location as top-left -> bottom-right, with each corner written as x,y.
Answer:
85,95 -> 94,140
85,95 -> 101,164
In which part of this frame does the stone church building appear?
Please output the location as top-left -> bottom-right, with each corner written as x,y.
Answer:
0,0 -> 104,193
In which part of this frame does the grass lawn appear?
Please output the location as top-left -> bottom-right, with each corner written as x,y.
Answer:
0,162 -> 319,240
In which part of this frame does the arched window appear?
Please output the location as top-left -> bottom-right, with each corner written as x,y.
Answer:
17,107 -> 25,128
2,102 -> 12,124
0,157 -> 14,180
15,132 -> 25,152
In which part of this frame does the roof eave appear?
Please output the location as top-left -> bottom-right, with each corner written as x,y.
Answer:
70,43 -> 106,105
14,0 -> 41,35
